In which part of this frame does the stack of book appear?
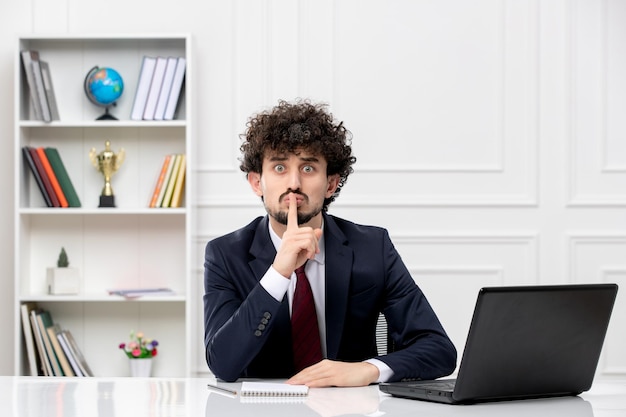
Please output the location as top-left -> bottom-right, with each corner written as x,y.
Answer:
149,154 -> 186,208
107,287 -> 175,299
21,50 -> 60,122
20,302 -> 94,377
22,146 -> 81,208
130,55 -> 186,121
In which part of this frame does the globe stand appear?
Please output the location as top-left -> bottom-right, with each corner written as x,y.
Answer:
96,105 -> 118,121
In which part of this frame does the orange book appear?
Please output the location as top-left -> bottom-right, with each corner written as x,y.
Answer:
149,154 -> 172,208
36,147 -> 68,207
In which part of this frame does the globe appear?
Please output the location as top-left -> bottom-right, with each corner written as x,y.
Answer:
84,66 -> 124,120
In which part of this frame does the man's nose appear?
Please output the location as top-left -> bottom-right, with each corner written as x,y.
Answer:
287,170 -> 301,189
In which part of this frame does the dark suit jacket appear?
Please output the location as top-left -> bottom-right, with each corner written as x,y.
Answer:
203,213 -> 457,382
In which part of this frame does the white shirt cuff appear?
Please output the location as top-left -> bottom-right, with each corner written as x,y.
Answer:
366,358 -> 394,383
260,265 -> 291,301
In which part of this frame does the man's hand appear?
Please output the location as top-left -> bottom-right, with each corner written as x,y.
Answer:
273,193 -> 323,277
286,359 -> 380,387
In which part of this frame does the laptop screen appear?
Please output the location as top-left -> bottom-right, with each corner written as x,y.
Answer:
452,284 -> 618,403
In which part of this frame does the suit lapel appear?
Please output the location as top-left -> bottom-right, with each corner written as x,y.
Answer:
323,214 -> 353,358
248,216 -> 276,280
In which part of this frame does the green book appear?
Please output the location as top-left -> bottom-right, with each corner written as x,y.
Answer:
36,310 -> 64,376
44,147 -> 81,207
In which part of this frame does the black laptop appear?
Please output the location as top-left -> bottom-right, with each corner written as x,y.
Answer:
379,283 -> 618,404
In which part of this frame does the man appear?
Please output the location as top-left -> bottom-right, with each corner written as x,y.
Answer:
204,99 -> 456,387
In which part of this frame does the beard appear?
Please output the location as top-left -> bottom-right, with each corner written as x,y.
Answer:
264,191 -> 323,226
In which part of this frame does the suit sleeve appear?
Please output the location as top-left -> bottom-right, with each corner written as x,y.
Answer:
203,239 -> 283,382
375,230 -> 457,381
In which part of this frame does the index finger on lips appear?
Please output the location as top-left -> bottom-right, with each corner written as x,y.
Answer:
287,193 -> 298,230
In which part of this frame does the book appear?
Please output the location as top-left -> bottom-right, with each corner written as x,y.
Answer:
22,146 -> 52,207
169,154 -> 186,208
30,54 -> 52,122
161,154 -> 182,207
39,60 -> 60,121
149,154 -> 172,208
56,332 -> 83,376
163,57 -> 186,120
28,146 -> 60,207
239,381 -> 309,397
44,147 -> 81,207
107,287 -> 176,298
155,154 -> 177,207
20,50 -> 44,120
47,325 -> 75,376
62,329 -> 93,377
130,56 -> 157,120
20,302 -> 41,376
153,57 -> 178,120
30,310 -> 51,376
36,310 -> 64,376
142,56 -> 168,120
36,147 -> 68,207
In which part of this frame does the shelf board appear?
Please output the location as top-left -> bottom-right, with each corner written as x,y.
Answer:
19,33 -> 190,41
18,208 -> 187,215
19,120 -> 187,128
19,294 -> 186,303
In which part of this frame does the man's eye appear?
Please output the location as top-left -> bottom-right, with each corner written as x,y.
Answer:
302,165 -> 314,173
274,165 -> 285,173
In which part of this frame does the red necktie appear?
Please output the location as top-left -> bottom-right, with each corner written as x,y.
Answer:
291,264 -> 323,372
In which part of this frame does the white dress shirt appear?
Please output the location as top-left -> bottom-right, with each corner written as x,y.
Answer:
259,221 -> 393,383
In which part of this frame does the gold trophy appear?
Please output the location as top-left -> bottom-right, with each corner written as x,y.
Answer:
89,140 -> 125,207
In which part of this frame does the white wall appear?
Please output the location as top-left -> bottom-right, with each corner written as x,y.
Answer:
1,0 -> 624,378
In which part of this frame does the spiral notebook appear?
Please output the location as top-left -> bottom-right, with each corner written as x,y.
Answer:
240,382 -> 308,397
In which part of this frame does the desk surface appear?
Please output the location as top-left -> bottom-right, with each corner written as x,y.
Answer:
2,376 -> 625,417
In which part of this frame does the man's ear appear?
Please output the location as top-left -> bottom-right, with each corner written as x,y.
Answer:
248,172 -> 263,197
326,174 -> 340,198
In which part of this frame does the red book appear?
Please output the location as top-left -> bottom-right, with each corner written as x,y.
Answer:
28,147 -> 60,207
36,147 -> 68,207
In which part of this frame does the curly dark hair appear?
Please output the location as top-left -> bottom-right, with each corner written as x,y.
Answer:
239,99 -> 356,210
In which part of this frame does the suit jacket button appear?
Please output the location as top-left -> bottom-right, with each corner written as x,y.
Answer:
254,330 -> 262,337
261,318 -> 269,325
257,324 -> 266,331
263,312 -> 271,319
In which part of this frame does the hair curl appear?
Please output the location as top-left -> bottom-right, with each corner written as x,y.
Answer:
239,99 -> 356,210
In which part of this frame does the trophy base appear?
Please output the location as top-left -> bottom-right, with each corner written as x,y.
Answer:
99,195 -> 116,207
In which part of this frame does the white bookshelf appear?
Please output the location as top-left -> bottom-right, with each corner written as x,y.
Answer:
13,34 -> 192,377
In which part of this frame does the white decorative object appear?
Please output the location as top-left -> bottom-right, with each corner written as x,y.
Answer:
129,358 -> 152,377
46,267 -> 80,295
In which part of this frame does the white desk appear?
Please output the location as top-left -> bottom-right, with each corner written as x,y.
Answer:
3,376 -> 625,416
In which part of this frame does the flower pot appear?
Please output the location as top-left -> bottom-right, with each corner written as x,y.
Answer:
129,358 -> 152,377
46,267 -> 80,295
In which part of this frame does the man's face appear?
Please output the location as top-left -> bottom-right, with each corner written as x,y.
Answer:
248,149 -> 339,230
